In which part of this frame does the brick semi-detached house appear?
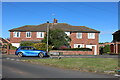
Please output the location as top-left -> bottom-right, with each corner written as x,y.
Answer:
9,19 -> 100,55
110,30 -> 120,54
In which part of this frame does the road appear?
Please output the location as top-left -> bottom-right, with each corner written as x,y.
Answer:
2,55 -> 118,78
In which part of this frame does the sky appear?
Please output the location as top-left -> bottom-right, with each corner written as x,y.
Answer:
1,2 -> 119,42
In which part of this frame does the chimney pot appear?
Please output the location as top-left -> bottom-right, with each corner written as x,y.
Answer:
53,18 -> 58,23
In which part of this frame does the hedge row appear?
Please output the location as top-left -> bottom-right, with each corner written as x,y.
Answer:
53,48 -> 92,51
20,42 -> 52,51
20,42 -> 92,51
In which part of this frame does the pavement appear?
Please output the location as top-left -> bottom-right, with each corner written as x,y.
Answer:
2,54 -> 119,59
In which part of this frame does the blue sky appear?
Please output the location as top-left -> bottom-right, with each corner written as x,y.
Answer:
2,2 -> 118,42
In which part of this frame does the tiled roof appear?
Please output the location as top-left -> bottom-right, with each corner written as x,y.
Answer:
9,23 -> 100,33
112,30 -> 120,35
0,38 -> 10,43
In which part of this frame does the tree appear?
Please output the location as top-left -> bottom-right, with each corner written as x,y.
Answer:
103,45 -> 110,54
42,29 -> 71,49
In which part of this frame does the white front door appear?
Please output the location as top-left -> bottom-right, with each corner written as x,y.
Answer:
86,45 -> 97,55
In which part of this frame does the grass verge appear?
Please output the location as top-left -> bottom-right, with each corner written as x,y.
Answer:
22,58 -> 119,74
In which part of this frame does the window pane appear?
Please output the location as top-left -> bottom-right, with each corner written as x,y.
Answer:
88,33 -> 95,39
37,32 -> 44,38
77,33 -> 82,39
65,32 -> 70,36
13,32 -> 20,37
26,32 -> 31,38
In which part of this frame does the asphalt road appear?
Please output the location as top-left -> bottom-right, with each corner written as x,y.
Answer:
2,56 -> 118,78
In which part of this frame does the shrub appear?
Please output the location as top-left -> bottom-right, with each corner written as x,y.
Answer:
103,45 -> 110,54
8,44 -> 17,50
58,45 -> 68,50
33,43 -> 52,51
20,42 -> 34,47
53,48 -> 92,51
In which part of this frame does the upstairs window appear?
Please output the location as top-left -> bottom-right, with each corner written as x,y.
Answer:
88,33 -> 95,39
37,32 -> 44,38
65,32 -> 70,36
26,32 -> 31,38
76,33 -> 82,39
13,32 -> 20,38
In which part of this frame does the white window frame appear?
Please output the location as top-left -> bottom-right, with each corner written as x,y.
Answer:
13,32 -> 20,38
65,32 -> 70,36
88,33 -> 95,39
37,32 -> 44,38
74,44 -> 84,48
76,32 -> 82,39
26,32 -> 31,38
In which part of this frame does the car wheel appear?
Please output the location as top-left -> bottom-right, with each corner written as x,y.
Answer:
18,52 -> 23,57
38,52 -> 44,58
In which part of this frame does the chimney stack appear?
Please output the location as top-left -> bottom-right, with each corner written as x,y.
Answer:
53,18 -> 58,23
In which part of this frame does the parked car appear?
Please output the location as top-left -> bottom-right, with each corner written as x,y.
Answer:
15,46 -> 48,58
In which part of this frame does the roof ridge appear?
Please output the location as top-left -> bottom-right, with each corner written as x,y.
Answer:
9,23 -> 100,33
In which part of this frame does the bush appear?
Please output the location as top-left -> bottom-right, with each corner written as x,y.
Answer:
20,42 -> 34,47
103,45 -> 110,54
53,48 -> 92,51
58,45 -> 68,50
8,44 -> 17,50
33,43 -> 52,51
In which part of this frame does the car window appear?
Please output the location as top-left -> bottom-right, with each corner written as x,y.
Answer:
29,47 -> 36,50
21,47 -> 28,50
20,47 -> 35,50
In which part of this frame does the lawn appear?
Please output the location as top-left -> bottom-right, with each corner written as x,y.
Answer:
23,58 -> 119,74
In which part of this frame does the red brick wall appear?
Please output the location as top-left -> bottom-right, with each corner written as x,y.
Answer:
50,47 -> 94,55
70,32 -> 99,54
10,32 -> 44,43
8,49 -> 94,55
8,49 -> 16,54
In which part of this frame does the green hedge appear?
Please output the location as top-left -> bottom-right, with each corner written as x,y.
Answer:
20,42 -> 52,51
103,45 -> 110,54
33,43 -> 52,51
53,48 -> 92,51
20,42 -> 34,47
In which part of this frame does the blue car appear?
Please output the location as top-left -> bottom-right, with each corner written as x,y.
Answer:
15,46 -> 48,58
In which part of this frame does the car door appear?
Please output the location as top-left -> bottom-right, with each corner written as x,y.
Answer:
21,47 -> 31,56
26,47 -> 38,56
